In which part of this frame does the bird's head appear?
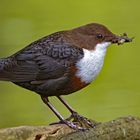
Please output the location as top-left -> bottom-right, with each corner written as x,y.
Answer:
69,23 -> 133,50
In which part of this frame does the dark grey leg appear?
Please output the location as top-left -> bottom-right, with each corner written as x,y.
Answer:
57,96 -> 96,128
57,96 -> 76,112
41,96 -> 64,120
41,96 -> 85,130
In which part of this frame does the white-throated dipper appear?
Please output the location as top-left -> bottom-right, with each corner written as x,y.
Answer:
0,23 -> 133,130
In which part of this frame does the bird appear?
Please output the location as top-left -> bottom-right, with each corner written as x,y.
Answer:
0,23 -> 133,130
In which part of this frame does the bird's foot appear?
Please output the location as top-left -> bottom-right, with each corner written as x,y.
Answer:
62,120 -> 87,131
50,120 -> 87,131
49,115 -> 73,125
50,112 -> 96,129
71,112 -> 96,128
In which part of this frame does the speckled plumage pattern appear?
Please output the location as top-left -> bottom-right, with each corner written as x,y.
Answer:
0,32 -> 84,96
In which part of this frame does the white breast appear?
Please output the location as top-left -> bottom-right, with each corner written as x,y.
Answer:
76,42 -> 111,83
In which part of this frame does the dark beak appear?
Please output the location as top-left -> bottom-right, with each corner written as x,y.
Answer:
111,33 -> 134,45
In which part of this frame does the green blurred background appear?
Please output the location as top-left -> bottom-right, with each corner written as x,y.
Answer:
0,0 -> 139,128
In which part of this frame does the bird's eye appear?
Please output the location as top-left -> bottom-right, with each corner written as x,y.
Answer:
96,34 -> 103,39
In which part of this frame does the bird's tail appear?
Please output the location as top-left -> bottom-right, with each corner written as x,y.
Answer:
0,58 -> 10,81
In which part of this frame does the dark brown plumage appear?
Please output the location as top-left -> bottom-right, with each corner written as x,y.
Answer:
0,23 -> 132,130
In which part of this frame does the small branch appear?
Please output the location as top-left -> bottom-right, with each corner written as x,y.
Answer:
0,116 -> 140,140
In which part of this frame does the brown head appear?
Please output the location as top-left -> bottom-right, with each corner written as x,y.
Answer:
64,23 -> 133,50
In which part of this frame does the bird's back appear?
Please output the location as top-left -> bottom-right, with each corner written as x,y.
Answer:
0,31 -> 86,96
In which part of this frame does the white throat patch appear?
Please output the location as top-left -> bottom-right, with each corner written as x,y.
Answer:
76,42 -> 111,83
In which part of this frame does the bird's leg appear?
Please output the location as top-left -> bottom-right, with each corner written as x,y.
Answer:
41,96 -> 64,121
57,96 -> 75,121
57,96 -> 96,128
41,96 -> 85,130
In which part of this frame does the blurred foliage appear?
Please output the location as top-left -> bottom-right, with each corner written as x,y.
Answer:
0,0 -> 139,128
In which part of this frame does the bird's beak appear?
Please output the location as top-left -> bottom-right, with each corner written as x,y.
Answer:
111,33 -> 134,45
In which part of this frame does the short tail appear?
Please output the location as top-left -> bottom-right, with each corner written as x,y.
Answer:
0,58 -> 10,81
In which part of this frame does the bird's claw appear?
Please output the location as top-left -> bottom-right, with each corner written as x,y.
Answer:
71,112 -> 96,128
50,119 -> 87,131
63,120 -> 88,131
50,112 -> 96,130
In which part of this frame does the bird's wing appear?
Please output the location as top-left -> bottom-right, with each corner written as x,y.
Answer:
2,36 -> 83,83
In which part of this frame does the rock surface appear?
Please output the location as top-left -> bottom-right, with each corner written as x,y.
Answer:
0,116 -> 140,140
